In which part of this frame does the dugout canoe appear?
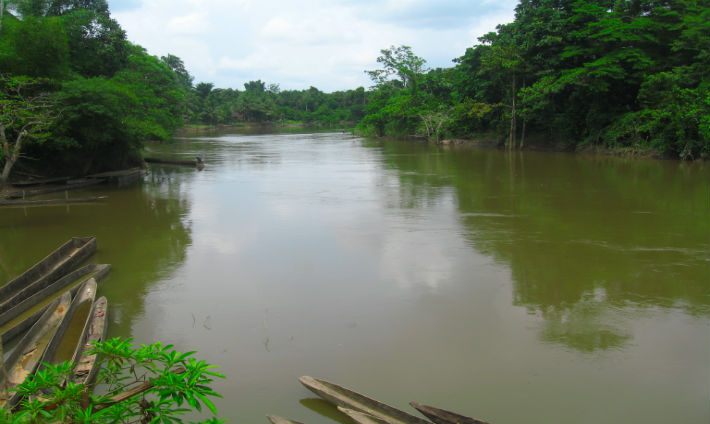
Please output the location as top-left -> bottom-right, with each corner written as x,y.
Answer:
409,403 -> 490,424
0,196 -> 107,207
266,414 -> 306,424
3,179 -> 105,199
0,292 -> 72,409
0,264 -> 110,327
0,237 -> 97,305
71,296 -> 108,386
298,376 -> 432,424
144,156 -> 205,168
0,264 -> 110,345
338,407 -> 391,424
37,279 -> 97,372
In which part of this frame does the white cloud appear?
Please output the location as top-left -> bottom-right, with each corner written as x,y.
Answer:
109,0 -> 517,91
167,12 -> 211,35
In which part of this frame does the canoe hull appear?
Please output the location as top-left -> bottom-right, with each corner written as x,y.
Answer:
266,414 -> 306,424
72,296 -> 108,387
409,403 -> 490,424
0,264 -> 110,344
298,376 -> 431,424
38,279 -> 98,371
0,237 -> 97,306
0,292 -> 72,408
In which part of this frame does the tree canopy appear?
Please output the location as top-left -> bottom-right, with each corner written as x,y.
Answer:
0,0 -> 706,185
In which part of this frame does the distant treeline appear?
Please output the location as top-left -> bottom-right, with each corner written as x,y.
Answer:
186,80 -> 366,127
354,0 -> 709,159
1,0 -> 707,187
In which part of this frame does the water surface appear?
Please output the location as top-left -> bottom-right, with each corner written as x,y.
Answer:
1,132 -> 708,423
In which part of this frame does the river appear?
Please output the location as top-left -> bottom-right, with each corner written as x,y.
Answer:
1,131 -> 708,423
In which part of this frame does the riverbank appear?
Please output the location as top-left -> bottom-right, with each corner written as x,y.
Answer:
175,121 -> 357,137
429,133 -> 701,161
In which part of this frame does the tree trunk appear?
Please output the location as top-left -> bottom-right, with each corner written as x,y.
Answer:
509,73 -> 516,150
1,128 -> 24,189
519,77 -> 526,149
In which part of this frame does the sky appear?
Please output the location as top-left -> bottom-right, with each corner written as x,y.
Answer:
108,0 -> 519,92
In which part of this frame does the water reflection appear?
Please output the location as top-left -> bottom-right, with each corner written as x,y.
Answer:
377,141 -> 709,352
299,398 -> 350,424
0,168 -> 194,337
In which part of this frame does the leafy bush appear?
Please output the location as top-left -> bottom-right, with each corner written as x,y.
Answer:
1,338 -> 225,424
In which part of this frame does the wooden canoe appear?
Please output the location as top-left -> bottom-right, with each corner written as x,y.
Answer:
266,414 -> 306,424
298,376 -> 432,424
409,403 -> 490,424
0,292 -> 72,409
87,168 -> 145,186
144,157 -> 205,168
71,296 -> 108,386
2,179 -> 105,199
0,264 -> 110,344
338,407 -> 391,424
0,196 -> 107,207
38,279 -> 97,371
0,237 -> 97,305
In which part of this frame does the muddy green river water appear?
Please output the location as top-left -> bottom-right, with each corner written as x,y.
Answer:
1,132 -> 708,423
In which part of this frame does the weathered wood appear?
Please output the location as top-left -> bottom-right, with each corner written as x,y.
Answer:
0,237 -> 97,310
409,403 -> 490,424
0,264 -> 110,344
71,296 -> 108,386
38,279 -> 97,373
11,176 -> 74,187
298,376 -> 432,424
87,168 -> 145,186
3,179 -> 105,199
144,157 -> 205,168
0,196 -> 107,207
338,407 -> 392,424
0,293 -> 71,408
266,414 -> 306,424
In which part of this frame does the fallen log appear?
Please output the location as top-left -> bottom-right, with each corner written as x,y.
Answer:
144,157 -> 204,168
0,196 -> 107,207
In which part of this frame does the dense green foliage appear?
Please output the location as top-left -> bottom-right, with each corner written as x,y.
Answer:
1,0 -> 706,183
0,0 -> 185,180
357,0 -> 709,159
1,338 -> 224,423
184,80 -> 366,127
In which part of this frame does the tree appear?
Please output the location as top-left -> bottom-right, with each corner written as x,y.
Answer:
61,8 -> 127,77
161,54 -> 193,88
195,82 -> 213,99
243,79 -> 265,92
12,0 -> 109,17
365,45 -> 427,94
0,16 -> 70,79
1,338 -> 224,423
0,75 -> 57,188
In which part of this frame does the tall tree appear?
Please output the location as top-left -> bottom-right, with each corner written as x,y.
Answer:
0,76 -> 57,187
365,45 -> 427,94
